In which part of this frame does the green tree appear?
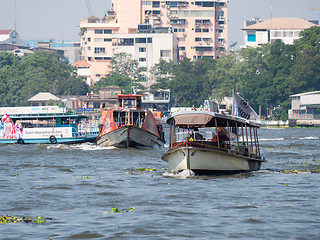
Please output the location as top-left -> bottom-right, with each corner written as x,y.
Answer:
287,47 -> 320,93
149,59 -> 175,89
0,51 -> 89,107
111,52 -> 139,79
295,26 -> 320,55
169,58 -> 215,106
90,73 -> 146,94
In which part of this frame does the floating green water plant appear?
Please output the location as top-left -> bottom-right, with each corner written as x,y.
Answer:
0,215 -> 50,224
104,207 -> 135,214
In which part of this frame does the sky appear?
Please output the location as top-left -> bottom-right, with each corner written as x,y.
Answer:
0,0 -> 319,48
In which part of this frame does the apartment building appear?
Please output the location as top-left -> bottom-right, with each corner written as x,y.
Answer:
79,0 -> 227,84
140,0 -> 227,60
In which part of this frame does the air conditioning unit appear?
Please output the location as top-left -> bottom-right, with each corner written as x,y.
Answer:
183,33 -> 186,36
199,42 -> 202,45
161,3 -> 165,7
167,5 -> 170,8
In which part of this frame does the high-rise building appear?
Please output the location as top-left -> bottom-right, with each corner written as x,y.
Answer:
79,0 -> 228,84
138,0 -> 228,60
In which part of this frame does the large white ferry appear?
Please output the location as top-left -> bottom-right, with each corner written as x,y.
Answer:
0,106 -> 99,144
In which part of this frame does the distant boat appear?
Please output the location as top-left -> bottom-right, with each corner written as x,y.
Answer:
0,106 -> 99,144
161,110 -> 266,175
96,94 -> 165,148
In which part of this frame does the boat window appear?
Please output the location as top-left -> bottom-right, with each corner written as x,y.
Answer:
61,117 -> 70,125
123,99 -> 136,108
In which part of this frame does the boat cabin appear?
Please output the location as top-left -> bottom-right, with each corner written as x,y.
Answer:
118,95 -> 142,110
167,111 -> 262,159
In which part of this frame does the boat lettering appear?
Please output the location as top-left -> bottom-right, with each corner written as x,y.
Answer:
23,127 -> 72,139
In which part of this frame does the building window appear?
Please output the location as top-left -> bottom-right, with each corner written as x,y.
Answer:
152,1 -> 160,8
94,38 -> 103,42
142,1 -> 152,5
202,28 -> 209,32
195,28 -> 201,32
147,37 -> 152,43
218,29 -> 223,33
139,58 -> 146,62
93,102 -> 100,109
173,28 -> 178,32
139,47 -> 146,52
203,2 -> 214,7
216,11 -> 224,17
118,38 -> 134,46
248,34 -> 256,42
179,46 -> 185,50
88,38 -> 91,42
202,19 -> 210,25
88,57 -> 92,61
136,38 -> 146,43
94,47 -> 105,53
88,47 -> 91,51
104,38 -> 112,42
160,50 -> 171,57
178,28 -> 185,32
195,37 -> 201,42
104,29 -> 112,34
166,1 -> 178,8
170,19 -> 186,25
95,29 -> 103,34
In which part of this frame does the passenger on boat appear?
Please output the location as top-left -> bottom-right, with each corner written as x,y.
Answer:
217,127 -> 229,149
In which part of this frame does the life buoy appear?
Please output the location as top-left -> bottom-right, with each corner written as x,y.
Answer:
49,135 -> 57,144
17,138 -> 25,144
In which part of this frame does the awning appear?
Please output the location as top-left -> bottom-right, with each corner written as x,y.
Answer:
173,113 -> 213,127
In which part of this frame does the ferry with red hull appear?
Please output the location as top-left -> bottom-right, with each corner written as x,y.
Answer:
96,94 -> 165,148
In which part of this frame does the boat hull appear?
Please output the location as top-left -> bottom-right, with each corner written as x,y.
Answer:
96,125 -> 164,148
0,136 -> 97,144
161,145 -> 263,175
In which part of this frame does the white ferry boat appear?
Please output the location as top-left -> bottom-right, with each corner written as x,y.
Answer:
0,106 -> 99,144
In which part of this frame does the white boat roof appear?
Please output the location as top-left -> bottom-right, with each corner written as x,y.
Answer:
166,110 -> 261,128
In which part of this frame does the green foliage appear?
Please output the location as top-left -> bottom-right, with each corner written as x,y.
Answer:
0,215 -> 50,224
90,73 -> 144,94
0,51 -> 89,107
111,52 -> 139,79
103,207 -> 135,214
150,59 -> 175,89
295,26 -> 320,55
147,33 -> 319,120
168,58 -> 215,106
47,99 -> 65,107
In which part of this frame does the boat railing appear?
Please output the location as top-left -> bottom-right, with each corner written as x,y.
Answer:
175,131 -> 216,142
114,111 -> 144,128
174,131 -> 259,157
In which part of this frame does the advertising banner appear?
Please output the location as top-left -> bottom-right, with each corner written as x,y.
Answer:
23,127 -> 73,139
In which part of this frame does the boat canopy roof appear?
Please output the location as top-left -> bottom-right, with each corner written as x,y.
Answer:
166,111 -> 261,128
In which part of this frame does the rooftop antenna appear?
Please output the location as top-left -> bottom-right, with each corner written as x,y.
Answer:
85,0 -> 94,17
14,0 -> 17,30
62,0 -> 65,42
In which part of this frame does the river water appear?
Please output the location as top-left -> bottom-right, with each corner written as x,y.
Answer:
1,127 -> 319,239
